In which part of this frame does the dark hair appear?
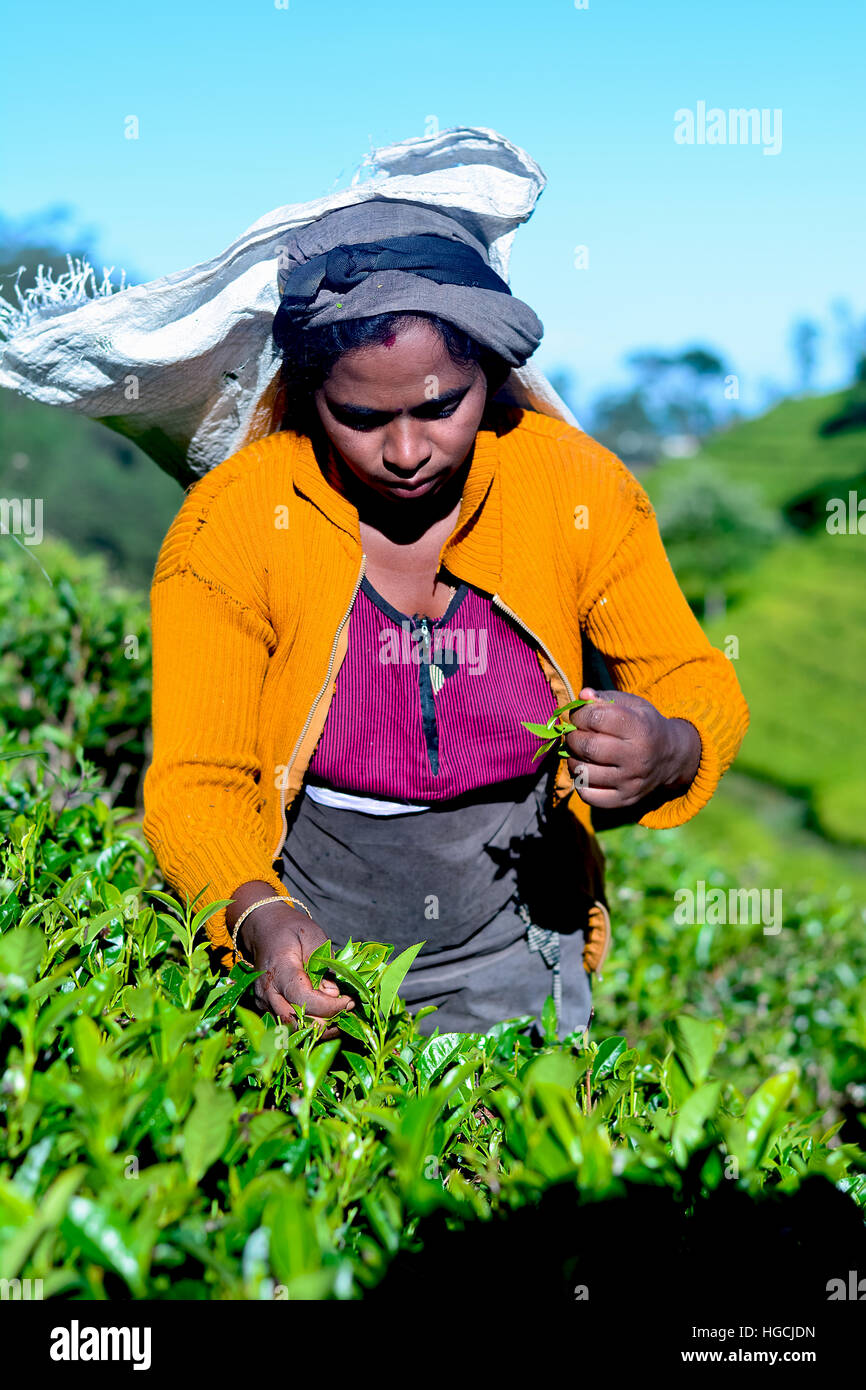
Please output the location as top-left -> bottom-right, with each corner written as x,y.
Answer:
272,309 -> 512,435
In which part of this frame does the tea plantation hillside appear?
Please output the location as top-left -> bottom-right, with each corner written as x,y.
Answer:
650,389 -> 866,514
645,390 -> 866,845
0,390 -> 182,589
701,530 -> 865,843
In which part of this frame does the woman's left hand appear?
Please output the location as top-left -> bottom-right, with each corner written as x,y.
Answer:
563,686 -> 702,810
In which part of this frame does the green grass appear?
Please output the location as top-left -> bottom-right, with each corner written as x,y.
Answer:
700,529 -> 866,843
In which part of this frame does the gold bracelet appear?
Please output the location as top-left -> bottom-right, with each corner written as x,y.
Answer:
230,893 -> 312,965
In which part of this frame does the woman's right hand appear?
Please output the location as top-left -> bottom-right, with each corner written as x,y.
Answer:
231,886 -> 356,1040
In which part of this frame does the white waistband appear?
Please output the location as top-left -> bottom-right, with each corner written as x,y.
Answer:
304,783 -> 430,816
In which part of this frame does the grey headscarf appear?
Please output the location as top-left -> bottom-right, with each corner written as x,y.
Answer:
273,201 -> 544,367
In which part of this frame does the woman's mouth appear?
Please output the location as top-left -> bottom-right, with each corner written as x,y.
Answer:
385,474 -> 437,497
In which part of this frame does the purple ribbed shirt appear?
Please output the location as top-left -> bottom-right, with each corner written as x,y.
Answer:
307,577 -> 559,801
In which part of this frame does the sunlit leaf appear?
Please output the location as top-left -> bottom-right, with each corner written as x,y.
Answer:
378,942 -> 425,1020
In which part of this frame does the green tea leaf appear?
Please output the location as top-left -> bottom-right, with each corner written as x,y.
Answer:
336,1010 -> 376,1047
671,1081 -> 722,1167
550,698 -> 593,718
541,993 -> 558,1044
182,1080 -> 235,1182
343,1050 -> 375,1092
145,890 -> 184,919
303,1038 -> 341,1097
665,1015 -> 725,1087
201,968 -> 258,1020
527,1050 -> 582,1091
415,1033 -> 464,1089
532,739 -> 557,761
191,898 -> 234,933
61,1196 -> 145,1296
591,1035 -> 627,1083
0,925 -> 44,986
325,956 -> 374,1008
743,1069 -> 799,1167
378,942 -> 425,1019
304,939 -> 334,989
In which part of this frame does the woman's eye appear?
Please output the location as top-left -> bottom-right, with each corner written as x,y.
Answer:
339,401 -> 460,432
410,403 -> 460,424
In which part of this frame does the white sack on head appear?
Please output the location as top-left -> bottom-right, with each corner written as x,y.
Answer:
0,126 -> 578,487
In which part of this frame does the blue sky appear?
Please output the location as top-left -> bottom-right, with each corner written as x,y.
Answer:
3,0 -> 863,416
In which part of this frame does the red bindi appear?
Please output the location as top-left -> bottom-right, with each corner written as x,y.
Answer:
382,332 -> 397,348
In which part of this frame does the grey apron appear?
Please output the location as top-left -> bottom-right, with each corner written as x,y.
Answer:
279,758 -> 593,1040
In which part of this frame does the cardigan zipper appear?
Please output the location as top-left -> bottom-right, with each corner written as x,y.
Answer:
272,552 -> 367,860
490,593 -> 576,706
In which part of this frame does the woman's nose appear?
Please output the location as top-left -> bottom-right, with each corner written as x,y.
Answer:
382,419 -> 432,475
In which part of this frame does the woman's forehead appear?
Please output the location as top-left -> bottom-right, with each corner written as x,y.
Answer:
326,328 -> 475,389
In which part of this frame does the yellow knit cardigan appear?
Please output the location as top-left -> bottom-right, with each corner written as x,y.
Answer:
143,405 -> 749,966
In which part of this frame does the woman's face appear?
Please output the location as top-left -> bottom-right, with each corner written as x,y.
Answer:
313,319 -> 489,502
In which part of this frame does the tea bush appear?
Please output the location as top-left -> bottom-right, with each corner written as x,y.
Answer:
596,827 -> 866,1124
1,753 -> 864,1300
0,535 -> 151,806
1,523 -> 864,1300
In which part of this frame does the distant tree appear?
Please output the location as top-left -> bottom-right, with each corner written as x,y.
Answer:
589,387 -> 659,465
790,318 -> 821,394
829,298 -> 866,386
818,352 -> 866,436
626,345 -> 727,440
589,344 -> 731,463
